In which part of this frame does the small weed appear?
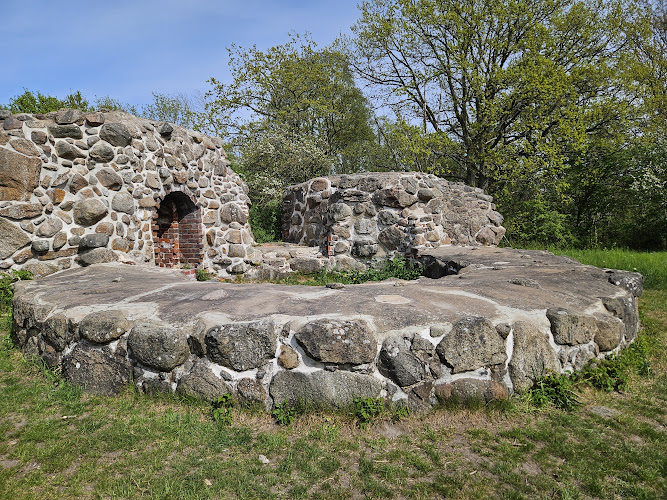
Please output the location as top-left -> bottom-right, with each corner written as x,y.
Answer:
211,393 -> 234,426
0,268 -> 32,309
575,334 -> 654,391
353,396 -> 384,426
195,268 -> 212,281
623,335 -> 654,376
523,373 -> 581,411
272,400 -> 297,425
388,402 -> 410,422
575,356 -> 629,392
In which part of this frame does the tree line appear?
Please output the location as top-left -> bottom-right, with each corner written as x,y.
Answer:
4,0 -> 665,249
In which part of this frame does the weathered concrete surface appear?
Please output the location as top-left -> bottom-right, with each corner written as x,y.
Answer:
12,246 -> 642,410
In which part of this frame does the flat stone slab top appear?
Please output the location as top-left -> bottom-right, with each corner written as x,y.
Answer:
12,246 -> 642,410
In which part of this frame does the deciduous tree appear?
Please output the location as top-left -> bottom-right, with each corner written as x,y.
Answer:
352,0 -> 637,192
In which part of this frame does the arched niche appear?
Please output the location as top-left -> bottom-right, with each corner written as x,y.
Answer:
152,191 -> 203,268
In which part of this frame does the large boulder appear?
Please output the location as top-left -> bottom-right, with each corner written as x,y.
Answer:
295,318 -> 377,365
79,310 -> 130,344
435,378 -> 508,403
329,202 -> 352,221
76,248 -> 118,266
0,203 -> 43,220
205,320 -> 277,371
55,141 -> 86,160
96,168 -> 123,191
220,203 -> 248,224
236,378 -> 269,408
22,261 -> 58,278
36,217 -> 63,238
378,226 -> 405,251
176,360 -> 232,402
372,187 -> 417,208
602,296 -> 639,342
42,313 -> 72,351
62,342 -> 131,395
509,321 -> 561,391
0,218 -> 31,259
55,109 -> 84,125
593,316 -> 625,352
546,308 -> 597,345
73,199 -> 108,226
436,316 -> 507,373
99,123 -> 132,147
0,148 -> 41,201
270,370 -> 382,407
89,141 -> 115,163
111,192 -> 135,214
48,124 -> 83,139
128,321 -> 190,371
378,333 -> 427,387
289,257 -> 322,274
78,234 -> 109,250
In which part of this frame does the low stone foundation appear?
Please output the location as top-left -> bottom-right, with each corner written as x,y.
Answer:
12,247 -> 642,410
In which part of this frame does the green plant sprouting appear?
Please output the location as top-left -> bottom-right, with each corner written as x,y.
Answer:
195,269 -> 213,281
271,400 -> 297,425
211,393 -> 234,426
523,373 -> 581,411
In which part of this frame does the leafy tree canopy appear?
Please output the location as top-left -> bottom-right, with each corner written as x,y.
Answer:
2,89 -> 138,115
4,89 -> 91,114
206,33 -> 375,174
351,0 -> 641,190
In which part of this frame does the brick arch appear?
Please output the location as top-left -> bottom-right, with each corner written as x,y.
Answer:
152,191 -> 203,268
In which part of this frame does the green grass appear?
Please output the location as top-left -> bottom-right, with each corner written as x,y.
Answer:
543,248 -> 667,290
0,252 -> 665,499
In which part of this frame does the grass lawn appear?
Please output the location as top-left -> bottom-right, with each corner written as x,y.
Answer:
543,248 -> 667,291
0,251 -> 665,499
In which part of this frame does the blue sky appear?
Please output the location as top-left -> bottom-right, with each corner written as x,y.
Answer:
1,0 -> 363,109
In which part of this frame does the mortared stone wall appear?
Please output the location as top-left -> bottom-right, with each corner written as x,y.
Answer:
0,108 -> 256,278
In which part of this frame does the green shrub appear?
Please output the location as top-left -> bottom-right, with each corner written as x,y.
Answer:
388,402 -> 410,422
501,197 -> 575,248
211,393 -> 234,426
575,336 -> 653,392
255,256 -> 423,287
249,201 -> 282,243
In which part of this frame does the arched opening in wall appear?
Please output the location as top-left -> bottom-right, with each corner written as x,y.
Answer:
152,191 -> 203,268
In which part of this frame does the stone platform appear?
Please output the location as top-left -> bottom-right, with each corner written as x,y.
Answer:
11,246 -> 642,410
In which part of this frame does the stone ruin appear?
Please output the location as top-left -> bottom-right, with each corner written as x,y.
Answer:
11,248 -> 643,411
283,172 -> 506,264
1,107 -> 507,280
3,109 -> 644,410
0,108 -> 255,279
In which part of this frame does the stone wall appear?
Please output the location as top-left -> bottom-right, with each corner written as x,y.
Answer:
0,109 -> 256,278
11,248 -> 643,410
282,172 -> 506,266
